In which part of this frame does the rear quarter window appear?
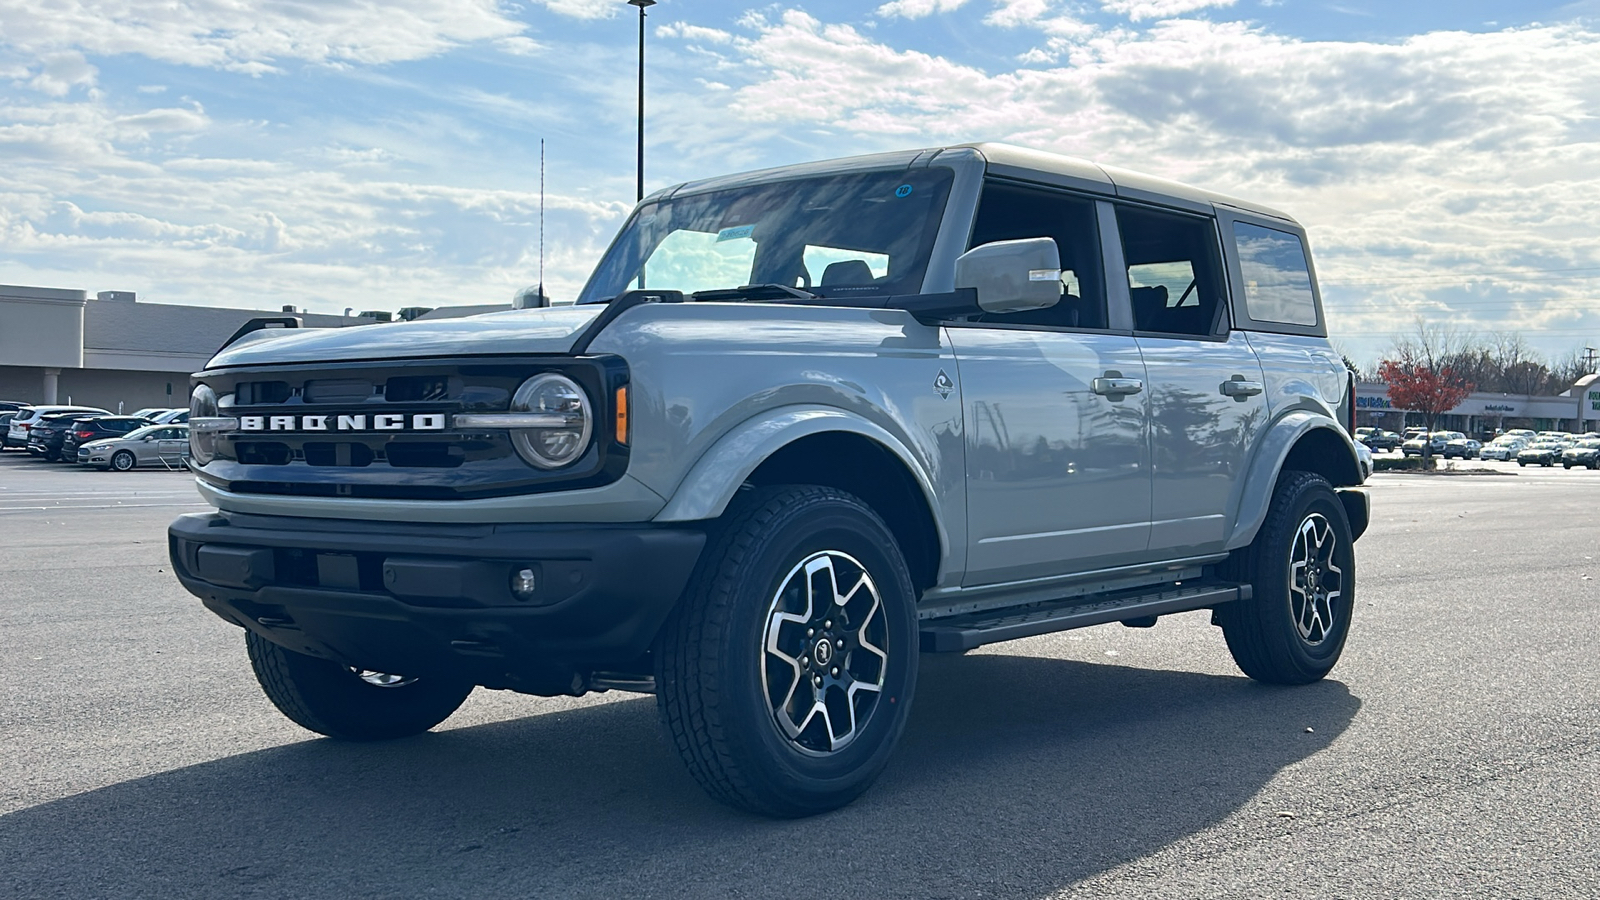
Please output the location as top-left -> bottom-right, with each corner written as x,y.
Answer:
1233,222 -> 1318,327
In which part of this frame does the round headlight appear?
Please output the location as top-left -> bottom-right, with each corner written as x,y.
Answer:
190,384 -> 218,465
509,374 -> 592,469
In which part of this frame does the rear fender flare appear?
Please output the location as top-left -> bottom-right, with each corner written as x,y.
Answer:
1228,410 -> 1364,550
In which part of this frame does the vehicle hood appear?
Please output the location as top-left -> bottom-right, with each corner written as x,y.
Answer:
208,306 -> 605,369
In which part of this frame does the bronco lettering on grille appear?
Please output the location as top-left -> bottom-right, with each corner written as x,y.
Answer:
237,414 -> 448,432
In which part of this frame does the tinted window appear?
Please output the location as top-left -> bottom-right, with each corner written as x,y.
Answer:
967,182 -> 1106,329
1234,222 -> 1318,327
1117,206 -> 1227,336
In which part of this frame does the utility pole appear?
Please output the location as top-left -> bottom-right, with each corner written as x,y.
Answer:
627,0 -> 655,203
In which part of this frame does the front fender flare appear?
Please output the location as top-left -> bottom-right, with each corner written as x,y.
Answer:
653,405 -> 950,559
1227,410 -> 1364,550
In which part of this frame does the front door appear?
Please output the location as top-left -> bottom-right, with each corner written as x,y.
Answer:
952,329 -> 1152,585
951,181 -> 1152,587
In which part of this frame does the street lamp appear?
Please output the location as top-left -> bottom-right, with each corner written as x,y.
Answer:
627,0 -> 655,203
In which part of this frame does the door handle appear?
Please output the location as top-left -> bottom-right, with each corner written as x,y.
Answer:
1091,375 -> 1144,397
1220,377 -> 1263,399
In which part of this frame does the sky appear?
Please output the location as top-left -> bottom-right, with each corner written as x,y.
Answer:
2,0 -> 1599,366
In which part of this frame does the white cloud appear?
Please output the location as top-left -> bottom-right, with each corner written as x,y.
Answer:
658,23 -> 736,45
876,0 -> 971,20
1102,0 -> 1238,21
0,0 -> 525,73
27,51 -> 97,96
535,0 -> 619,21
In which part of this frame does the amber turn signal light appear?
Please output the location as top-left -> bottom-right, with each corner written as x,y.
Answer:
615,386 -> 630,445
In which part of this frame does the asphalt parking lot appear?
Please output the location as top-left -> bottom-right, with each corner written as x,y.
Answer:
2,451 -> 1596,899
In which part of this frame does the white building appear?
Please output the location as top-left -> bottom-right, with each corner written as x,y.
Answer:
1356,374 -> 1600,435
0,284 -> 378,412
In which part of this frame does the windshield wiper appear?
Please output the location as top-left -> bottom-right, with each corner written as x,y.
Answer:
691,283 -> 818,303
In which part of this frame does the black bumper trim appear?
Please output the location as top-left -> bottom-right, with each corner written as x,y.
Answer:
169,512 -> 705,687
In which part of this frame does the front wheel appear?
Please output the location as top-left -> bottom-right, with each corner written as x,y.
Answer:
656,485 -> 918,817
110,450 -> 137,471
1217,471 -> 1355,685
245,632 -> 472,740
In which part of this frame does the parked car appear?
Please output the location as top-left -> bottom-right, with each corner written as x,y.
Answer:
1401,430 -> 1462,457
27,412 -> 110,461
0,400 -> 33,413
151,409 -> 190,425
6,405 -> 107,450
129,407 -> 175,419
1502,429 -> 1536,440
1355,427 -> 1402,452
1442,437 -> 1482,460
1478,436 -> 1527,461
1561,437 -> 1600,469
167,141 -> 1369,817
1517,439 -> 1569,467
0,411 -> 17,439
61,415 -> 156,461
78,424 -> 191,471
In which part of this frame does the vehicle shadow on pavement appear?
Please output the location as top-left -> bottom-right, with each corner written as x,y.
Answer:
0,653 -> 1359,900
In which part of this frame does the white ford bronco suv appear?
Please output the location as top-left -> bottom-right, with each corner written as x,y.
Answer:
170,143 -> 1367,817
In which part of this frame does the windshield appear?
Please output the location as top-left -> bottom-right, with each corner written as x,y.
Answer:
578,167 -> 956,304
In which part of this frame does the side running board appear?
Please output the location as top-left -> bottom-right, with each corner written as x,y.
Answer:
919,582 -> 1250,653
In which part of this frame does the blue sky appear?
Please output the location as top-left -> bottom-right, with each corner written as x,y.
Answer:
3,0 -> 1599,365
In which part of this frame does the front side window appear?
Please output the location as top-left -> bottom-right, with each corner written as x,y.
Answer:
966,181 -> 1106,330
1118,206 -> 1227,337
1234,221 -> 1318,327
578,167 -> 956,303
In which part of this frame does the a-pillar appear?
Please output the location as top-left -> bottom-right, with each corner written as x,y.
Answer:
42,368 -> 61,404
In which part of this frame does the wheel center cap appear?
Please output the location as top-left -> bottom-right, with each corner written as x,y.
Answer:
813,638 -> 834,667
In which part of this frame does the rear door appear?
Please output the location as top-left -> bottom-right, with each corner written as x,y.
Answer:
950,183 -> 1152,585
1116,203 -> 1269,557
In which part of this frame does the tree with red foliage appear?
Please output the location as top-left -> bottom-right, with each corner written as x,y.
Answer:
1378,359 -> 1473,436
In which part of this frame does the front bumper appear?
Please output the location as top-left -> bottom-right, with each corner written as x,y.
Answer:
169,512 -> 705,694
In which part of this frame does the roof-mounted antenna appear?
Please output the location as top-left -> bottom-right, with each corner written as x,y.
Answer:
539,138 -> 545,302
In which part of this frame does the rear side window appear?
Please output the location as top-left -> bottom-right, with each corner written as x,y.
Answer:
1117,206 -> 1227,337
1234,222 -> 1318,327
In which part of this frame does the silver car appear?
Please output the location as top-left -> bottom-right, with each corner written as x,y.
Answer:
78,424 -> 191,470
169,142 -> 1367,817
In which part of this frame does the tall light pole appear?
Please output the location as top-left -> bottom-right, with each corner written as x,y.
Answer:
627,0 -> 655,203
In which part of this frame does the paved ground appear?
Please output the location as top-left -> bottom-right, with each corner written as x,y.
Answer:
1,450 -> 1596,899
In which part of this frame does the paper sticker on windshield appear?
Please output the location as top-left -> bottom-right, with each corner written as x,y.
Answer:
716,225 -> 755,242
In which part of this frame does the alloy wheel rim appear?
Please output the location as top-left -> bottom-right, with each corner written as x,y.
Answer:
1288,513 -> 1342,646
761,550 -> 889,755
114,453 -> 133,470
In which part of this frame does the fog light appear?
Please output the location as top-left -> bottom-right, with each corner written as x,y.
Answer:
510,566 -> 540,601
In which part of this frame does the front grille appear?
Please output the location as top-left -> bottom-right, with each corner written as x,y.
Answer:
194,355 -> 629,500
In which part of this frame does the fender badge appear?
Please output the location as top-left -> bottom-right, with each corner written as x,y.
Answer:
933,369 -> 954,400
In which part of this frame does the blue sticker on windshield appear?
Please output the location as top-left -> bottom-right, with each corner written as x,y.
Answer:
895,184 -> 914,198
716,224 -> 755,242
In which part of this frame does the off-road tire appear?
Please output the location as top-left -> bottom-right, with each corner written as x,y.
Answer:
245,631 -> 472,740
110,450 -> 136,471
655,485 -> 918,817
1217,471 -> 1354,685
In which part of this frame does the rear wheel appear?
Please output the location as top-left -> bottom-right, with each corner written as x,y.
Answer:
656,485 -> 918,817
245,632 -> 472,740
1217,471 -> 1354,685
110,450 -> 136,471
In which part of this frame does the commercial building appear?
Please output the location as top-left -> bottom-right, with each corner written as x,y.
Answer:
0,284 -> 379,413
1355,374 -> 1600,435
